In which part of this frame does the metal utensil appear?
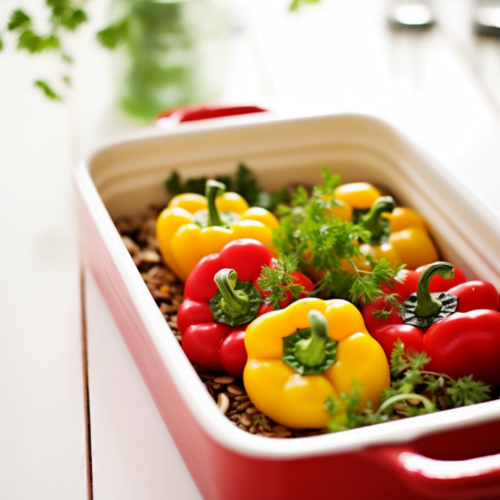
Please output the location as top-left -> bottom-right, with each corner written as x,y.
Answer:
388,0 -> 436,28
475,0 -> 500,36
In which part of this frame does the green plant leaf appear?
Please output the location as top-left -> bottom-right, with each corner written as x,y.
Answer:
235,163 -> 266,207
447,375 -> 491,407
18,30 -> 60,53
257,254 -> 306,310
8,9 -> 31,31
290,0 -> 320,11
34,80 -> 61,100
63,9 -> 88,31
96,20 -> 129,49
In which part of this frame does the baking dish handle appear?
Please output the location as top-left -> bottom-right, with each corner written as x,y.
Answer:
154,104 -> 268,127
373,445 -> 500,499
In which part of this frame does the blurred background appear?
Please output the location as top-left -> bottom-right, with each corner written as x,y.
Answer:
2,0 -> 500,498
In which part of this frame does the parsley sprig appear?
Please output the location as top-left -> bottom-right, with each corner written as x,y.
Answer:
325,340 -> 492,432
1,1 -> 136,100
257,254 -> 306,310
325,381 -> 377,432
2,1 -> 90,99
274,167 -> 404,303
371,293 -> 403,320
165,164 -> 291,210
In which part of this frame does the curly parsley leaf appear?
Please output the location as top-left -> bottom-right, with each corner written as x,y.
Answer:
371,293 -> 402,320
313,269 -> 355,300
325,381 -> 378,432
235,164 -> 263,207
164,171 -> 231,197
312,167 -> 342,201
446,376 -> 491,407
269,187 -> 292,209
349,260 -> 406,305
257,254 -> 306,310
164,164 -> 286,209
423,375 -> 446,394
389,339 -> 409,376
273,170 -> 405,303
325,342 -> 492,434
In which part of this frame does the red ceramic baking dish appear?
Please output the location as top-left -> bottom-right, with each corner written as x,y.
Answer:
75,111 -> 500,500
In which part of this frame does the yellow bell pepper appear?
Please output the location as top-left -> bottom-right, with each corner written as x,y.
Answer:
244,298 -> 390,429
156,180 -> 279,281
334,183 -> 438,270
334,182 -> 382,216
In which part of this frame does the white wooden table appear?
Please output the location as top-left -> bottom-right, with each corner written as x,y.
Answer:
2,0 -> 500,498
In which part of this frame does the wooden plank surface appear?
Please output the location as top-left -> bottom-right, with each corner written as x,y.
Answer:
0,2 -> 88,499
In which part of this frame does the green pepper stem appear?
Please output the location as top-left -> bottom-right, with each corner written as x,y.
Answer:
360,196 -> 395,239
294,310 -> 330,368
205,179 -> 226,227
414,262 -> 455,317
214,268 -> 250,319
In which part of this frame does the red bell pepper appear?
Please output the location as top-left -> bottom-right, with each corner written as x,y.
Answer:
177,239 -> 314,376
363,261 -> 500,387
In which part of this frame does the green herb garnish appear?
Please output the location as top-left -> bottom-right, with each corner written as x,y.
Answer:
325,340 -> 492,433
164,164 -> 285,210
165,171 -> 231,198
371,293 -> 403,320
257,254 -> 306,310
446,375 -> 491,407
274,167 -> 405,303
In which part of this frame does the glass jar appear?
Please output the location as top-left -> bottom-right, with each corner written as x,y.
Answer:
109,0 -> 230,119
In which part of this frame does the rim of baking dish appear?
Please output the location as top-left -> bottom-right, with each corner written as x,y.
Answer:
75,111 -> 500,460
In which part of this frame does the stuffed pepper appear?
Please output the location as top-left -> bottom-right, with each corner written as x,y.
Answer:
244,298 -> 390,428
156,180 -> 278,281
177,239 -> 313,377
363,261 -> 500,387
332,182 -> 438,270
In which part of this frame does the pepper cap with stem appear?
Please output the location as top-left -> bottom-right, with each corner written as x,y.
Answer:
282,310 -> 337,375
209,268 -> 262,327
401,262 -> 458,327
359,196 -> 396,244
193,180 -> 240,228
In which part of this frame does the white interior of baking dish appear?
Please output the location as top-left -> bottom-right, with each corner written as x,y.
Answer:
77,112 -> 500,459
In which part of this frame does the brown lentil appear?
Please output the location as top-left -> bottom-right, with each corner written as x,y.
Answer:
236,401 -> 252,412
234,395 -> 250,402
214,375 -> 235,385
245,406 -> 260,415
240,414 -> 252,427
227,385 -> 245,396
